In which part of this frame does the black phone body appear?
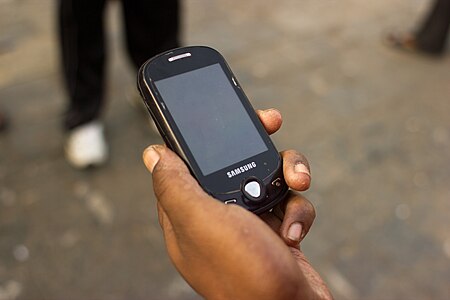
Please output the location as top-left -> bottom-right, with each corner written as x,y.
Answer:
138,46 -> 288,214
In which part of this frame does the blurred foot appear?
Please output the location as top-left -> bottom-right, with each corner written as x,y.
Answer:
65,121 -> 108,169
384,32 -> 418,52
384,32 -> 444,57
0,111 -> 8,132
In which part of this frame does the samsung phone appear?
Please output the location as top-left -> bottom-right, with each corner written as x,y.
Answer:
137,46 -> 288,214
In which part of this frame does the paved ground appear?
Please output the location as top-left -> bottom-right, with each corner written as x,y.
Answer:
1,0 -> 450,299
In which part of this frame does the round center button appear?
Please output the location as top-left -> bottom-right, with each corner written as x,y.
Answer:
244,181 -> 261,198
242,178 -> 266,204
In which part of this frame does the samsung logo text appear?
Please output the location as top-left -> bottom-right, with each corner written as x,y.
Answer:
227,162 -> 257,178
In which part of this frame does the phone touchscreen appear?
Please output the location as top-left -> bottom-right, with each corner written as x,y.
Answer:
154,63 -> 268,176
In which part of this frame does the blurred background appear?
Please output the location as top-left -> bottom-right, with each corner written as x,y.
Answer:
1,0 -> 449,299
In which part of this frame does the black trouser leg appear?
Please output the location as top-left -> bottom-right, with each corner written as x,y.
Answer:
59,0 -> 107,130
120,0 -> 180,69
416,0 -> 450,54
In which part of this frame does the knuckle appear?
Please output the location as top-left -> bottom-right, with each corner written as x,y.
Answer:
304,199 -> 316,221
308,202 -> 316,220
290,194 -> 316,221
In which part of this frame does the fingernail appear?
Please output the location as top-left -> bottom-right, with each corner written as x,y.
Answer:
294,163 -> 310,176
143,146 -> 160,173
287,222 -> 303,242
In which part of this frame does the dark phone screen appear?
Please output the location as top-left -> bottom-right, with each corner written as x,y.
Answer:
154,63 -> 268,176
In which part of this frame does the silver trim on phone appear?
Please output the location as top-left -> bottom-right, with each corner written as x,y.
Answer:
141,71 -> 190,165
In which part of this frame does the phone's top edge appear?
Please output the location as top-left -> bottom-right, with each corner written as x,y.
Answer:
141,45 -> 221,66
138,45 -> 224,85
160,45 -> 220,56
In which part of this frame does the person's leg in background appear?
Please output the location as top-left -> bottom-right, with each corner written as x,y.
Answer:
121,0 -> 180,69
59,0 -> 108,168
120,0 -> 180,133
415,0 -> 450,55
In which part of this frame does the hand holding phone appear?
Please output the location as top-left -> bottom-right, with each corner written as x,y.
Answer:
141,115 -> 331,299
138,46 -> 289,213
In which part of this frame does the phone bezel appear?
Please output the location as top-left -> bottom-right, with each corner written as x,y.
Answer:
140,46 -> 281,195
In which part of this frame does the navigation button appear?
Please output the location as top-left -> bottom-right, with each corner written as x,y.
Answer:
244,181 -> 261,198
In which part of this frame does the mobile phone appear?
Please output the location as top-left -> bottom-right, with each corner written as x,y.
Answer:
137,46 -> 288,214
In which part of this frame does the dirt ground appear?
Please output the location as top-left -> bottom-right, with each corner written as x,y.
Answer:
1,0 -> 449,299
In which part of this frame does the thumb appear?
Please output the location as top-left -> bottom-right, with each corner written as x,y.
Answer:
143,145 -> 219,222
